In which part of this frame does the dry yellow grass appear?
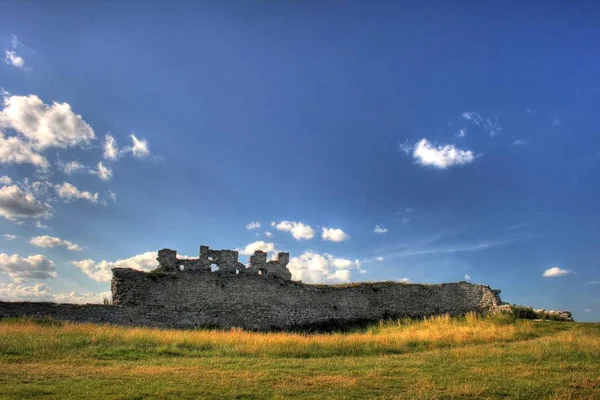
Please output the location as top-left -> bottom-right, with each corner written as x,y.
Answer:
0,314 -> 598,399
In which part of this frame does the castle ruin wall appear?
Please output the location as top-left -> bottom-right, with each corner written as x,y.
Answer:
0,245 -> 504,331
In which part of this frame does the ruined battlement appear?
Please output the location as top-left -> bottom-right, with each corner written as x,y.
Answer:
154,246 -> 291,280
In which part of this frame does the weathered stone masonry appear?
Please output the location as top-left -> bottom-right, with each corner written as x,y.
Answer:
0,245 -> 505,331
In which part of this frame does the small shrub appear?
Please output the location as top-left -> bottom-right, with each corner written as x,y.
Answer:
510,305 -> 537,319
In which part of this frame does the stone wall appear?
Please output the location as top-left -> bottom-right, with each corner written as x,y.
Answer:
0,245 -> 505,331
108,268 -> 502,330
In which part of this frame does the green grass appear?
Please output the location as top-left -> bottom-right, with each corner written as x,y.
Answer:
0,314 -> 598,399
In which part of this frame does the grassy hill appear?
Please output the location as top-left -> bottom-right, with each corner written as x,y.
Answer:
0,314 -> 598,399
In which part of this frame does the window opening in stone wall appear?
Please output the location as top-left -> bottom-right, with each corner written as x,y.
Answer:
210,264 -> 219,272
179,264 -> 184,271
258,268 -> 266,276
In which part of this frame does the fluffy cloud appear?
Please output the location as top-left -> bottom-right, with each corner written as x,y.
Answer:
321,227 -> 349,242
0,175 -> 12,185
0,185 -> 53,221
72,251 -> 158,282
55,182 -> 98,203
0,253 -> 56,280
274,220 -> 315,240
0,94 -> 95,150
30,235 -> 81,251
4,50 -> 24,68
287,251 -> 364,283
53,290 -> 112,304
264,231 -> 272,237
0,283 -> 50,301
93,161 -> 112,181
246,221 -> 261,230
0,132 -> 49,169
237,241 -> 278,256
374,225 -> 388,234
542,267 -> 573,278
35,221 -> 50,229
464,273 -> 471,281
102,133 -> 151,160
0,282 -> 110,304
129,134 -> 150,158
405,139 -> 475,169
61,161 -> 85,174
2,234 -> 18,240
59,160 -> 113,181
399,278 -> 412,283
375,256 -> 384,262
103,134 -> 119,160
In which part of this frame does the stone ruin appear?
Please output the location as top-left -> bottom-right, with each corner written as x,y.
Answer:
154,246 -> 292,280
0,244 -> 573,330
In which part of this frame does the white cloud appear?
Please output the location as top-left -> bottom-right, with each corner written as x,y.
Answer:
0,282 -> 50,301
0,282 -> 110,304
0,94 -> 95,150
103,134 -> 119,160
264,231 -> 272,237
288,251 -> 364,284
93,161 -> 112,181
0,185 -> 53,221
0,253 -> 56,280
59,160 -> 112,181
53,290 -> 112,304
321,227 -> 349,242
375,256 -> 384,262
464,273 -> 471,281
461,111 -> 501,137
30,235 -> 81,251
10,35 -> 21,49
129,134 -> 150,157
374,225 -> 388,234
102,133 -> 151,160
55,182 -> 98,203
584,308 -> 592,313
4,50 -> 24,68
3,234 -> 17,240
108,191 -> 117,202
406,139 -> 475,169
274,220 -> 315,240
0,132 -> 49,169
246,221 -> 261,230
513,139 -> 529,146
72,251 -> 158,283
457,128 -> 466,138
542,267 -> 573,278
236,241 -> 278,256
584,281 -> 600,285
35,221 -> 50,229
0,175 -> 12,185
399,278 -> 411,283
405,208 -> 414,213
61,160 -> 86,174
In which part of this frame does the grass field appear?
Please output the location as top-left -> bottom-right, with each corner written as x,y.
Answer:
0,314 -> 599,399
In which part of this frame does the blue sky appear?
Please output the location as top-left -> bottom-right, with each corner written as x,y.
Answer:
0,1 -> 598,321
